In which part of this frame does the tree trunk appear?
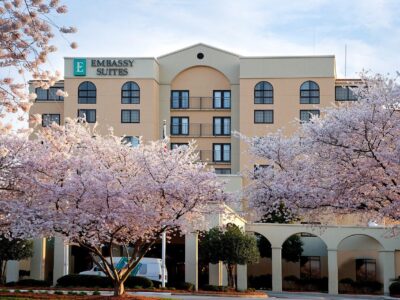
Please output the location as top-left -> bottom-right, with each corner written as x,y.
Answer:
226,264 -> 236,290
0,260 -> 6,285
113,281 -> 125,296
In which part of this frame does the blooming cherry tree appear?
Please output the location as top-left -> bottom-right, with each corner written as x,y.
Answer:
4,120 -> 226,296
0,0 -> 75,127
244,74 -> 400,223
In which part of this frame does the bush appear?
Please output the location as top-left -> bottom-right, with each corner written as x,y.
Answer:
175,282 -> 194,291
92,290 -> 101,295
79,291 -> 87,295
5,279 -> 51,287
339,278 -> 354,285
248,274 -> 272,290
56,274 -> 153,289
390,281 -> 400,295
202,284 -> 227,292
353,280 -> 382,292
54,291 -> 64,295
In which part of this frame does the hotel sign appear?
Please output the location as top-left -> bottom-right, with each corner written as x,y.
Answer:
73,58 -> 134,76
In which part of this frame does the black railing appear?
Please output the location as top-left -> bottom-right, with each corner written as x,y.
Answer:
170,123 -> 231,137
170,97 -> 231,110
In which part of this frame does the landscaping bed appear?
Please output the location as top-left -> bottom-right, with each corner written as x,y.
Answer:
0,292 -> 163,300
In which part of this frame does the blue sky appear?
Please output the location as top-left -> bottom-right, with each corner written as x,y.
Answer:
46,0 -> 400,78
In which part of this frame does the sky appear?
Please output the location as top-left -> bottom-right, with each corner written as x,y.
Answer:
3,0 -> 400,127
45,0 -> 400,78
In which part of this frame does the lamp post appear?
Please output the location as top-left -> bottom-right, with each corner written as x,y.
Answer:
161,120 -> 167,288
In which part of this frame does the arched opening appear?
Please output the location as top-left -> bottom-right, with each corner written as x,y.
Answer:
247,233 -> 273,290
282,233 -> 328,292
337,234 -> 384,295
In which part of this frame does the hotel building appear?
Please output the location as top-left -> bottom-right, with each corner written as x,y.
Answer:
17,43 -> 400,294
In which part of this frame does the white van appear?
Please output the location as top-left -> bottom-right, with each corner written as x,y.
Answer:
79,257 -> 167,283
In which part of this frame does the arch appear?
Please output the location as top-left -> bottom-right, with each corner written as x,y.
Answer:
338,234 -> 383,251
254,81 -> 273,104
337,234 -> 384,295
300,80 -> 320,104
121,81 -> 140,104
281,232 -> 328,292
78,81 -> 96,104
171,65 -> 231,91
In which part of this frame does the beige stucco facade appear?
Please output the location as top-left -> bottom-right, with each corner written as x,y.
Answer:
24,43 -> 400,294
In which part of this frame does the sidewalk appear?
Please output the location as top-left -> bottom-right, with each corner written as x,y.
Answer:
267,291 -> 398,300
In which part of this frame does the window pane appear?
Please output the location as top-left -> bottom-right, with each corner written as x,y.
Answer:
214,118 -> 221,134
223,118 -> 230,134
181,118 -> 189,134
214,145 -> 221,161
255,111 -> 263,123
223,144 -> 230,161
36,88 -> 48,100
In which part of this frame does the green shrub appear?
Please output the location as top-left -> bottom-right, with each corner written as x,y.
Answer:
340,278 -> 354,285
390,281 -> 400,295
5,279 -> 51,287
56,274 -> 153,289
79,291 -> 87,295
68,291 -> 77,295
14,289 -> 21,293
175,282 -> 194,291
133,285 -> 143,289
202,284 -> 227,292
353,280 -> 383,292
54,290 -> 64,295
283,275 -> 299,282
92,290 -> 101,295
0,289 -> 10,293
248,274 -> 272,290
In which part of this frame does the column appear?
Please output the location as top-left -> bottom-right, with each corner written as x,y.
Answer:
5,260 -> 19,283
209,262 -> 223,285
237,264 -> 247,291
53,237 -> 70,286
30,238 -> 46,280
271,246 -> 282,292
379,250 -> 395,295
327,249 -> 338,295
185,232 -> 198,291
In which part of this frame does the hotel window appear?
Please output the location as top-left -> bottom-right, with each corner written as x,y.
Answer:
254,110 -> 274,124
300,256 -> 321,279
121,81 -> 140,104
300,110 -> 320,123
42,114 -> 60,127
171,143 -> 189,149
300,81 -> 320,104
213,90 -> 231,109
122,136 -> 140,147
213,143 -> 231,162
335,86 -> 358,101
171,90 -> 189,109
121,110 -> 140,123
213,117 -> 231,136
171,117 -> 189,135
215,168 -> 231,174
77,109 -> 96,123
78,81 -> 96,104
254,81 -> 273,104
35,87 -> 64,101
356,258 -> 376,281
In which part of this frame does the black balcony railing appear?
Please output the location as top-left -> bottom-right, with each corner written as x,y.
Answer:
194,150 -> 231,164
170,123 -> 231,137
170,97 -> 231,110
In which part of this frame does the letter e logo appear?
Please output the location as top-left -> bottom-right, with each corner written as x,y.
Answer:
73,58 -> 86,76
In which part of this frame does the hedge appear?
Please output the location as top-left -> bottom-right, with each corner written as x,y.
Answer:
248,274 -> 272,290
390,281 -> 400,295
56,274 -> 153,289
202,284 -> 228,292
5,279 -> 51,287
174,282 -> 194,291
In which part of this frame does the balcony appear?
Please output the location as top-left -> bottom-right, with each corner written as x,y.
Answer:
170,123 -> 231,137
170,97 -> 231,110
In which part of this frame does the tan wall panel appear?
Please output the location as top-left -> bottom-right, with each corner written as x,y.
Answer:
64,78 -> 159,142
